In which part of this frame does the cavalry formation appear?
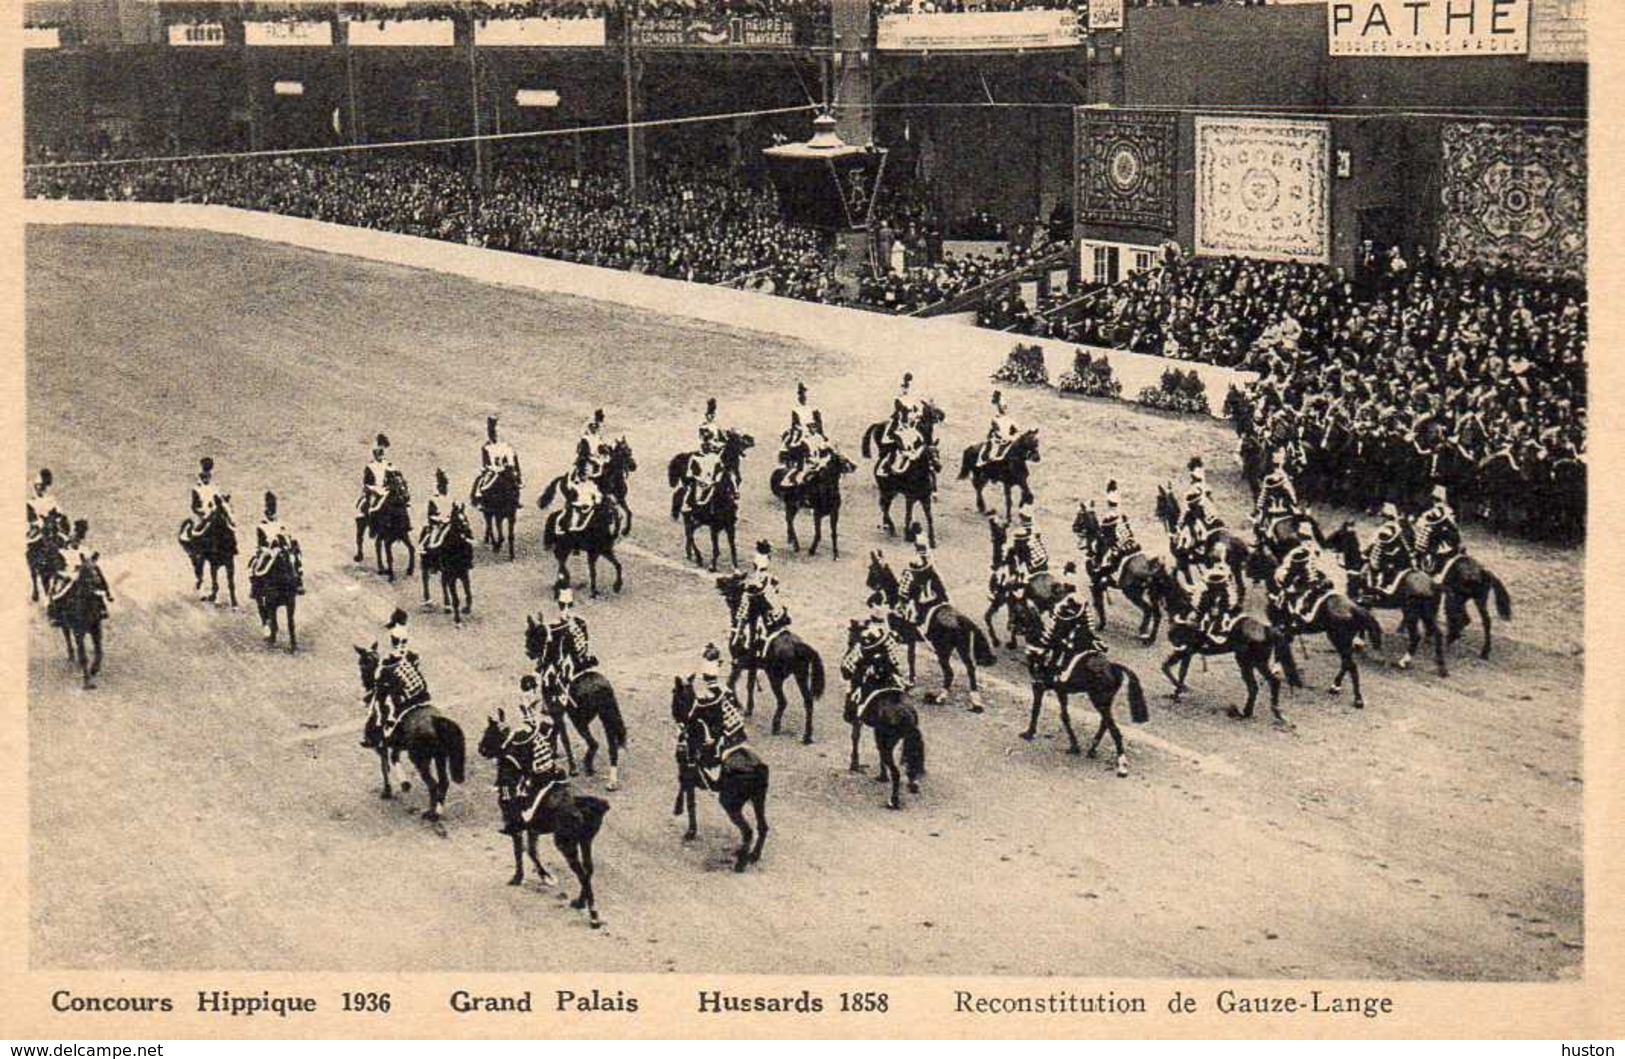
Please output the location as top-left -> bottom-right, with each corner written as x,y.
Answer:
25,372 -> 1517,928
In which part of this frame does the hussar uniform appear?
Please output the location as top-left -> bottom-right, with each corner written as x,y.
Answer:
1006,508 -> 1050,584
250,492 -> 304,599
1090,485 -> 1139,585
732,545 -> 791,663
575,414 -> 611,481
840,610 -> 908,722
1041,594 -> 1106,680
1192,560 -> 1239,645
980,391 -> 1018,467
1254,454 -> 1301,534
1413,487 -> 1461,576
421,478 -> 455,552
684,653 -> 750,785
1177,462 -> 1223,556
1278,541 -> 1334,624
1361,504 -> 1413,599
368,624 -> 430,747
897,542 -> 948,635
561,467 -> 602,534
540,587 -> 598,713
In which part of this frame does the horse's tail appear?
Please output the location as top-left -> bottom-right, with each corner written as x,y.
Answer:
667,452 -> 688,489
1115,663 -> 1150,724
596,682 -> 629,751
861,422 -> 881,460
769,467 -> 788,502
437,717 -> 467,785
1270,626 -> 1304,689
956,445 -> 977,481
575,795 -> 611,841
536,475 -> 562,512
901,725 -> 926,781
1353,604 -> 1384,651
803,642 -> 826,700
969,621 -> 996,667
1487,570 -> 1513,620
541,511 -> 558,551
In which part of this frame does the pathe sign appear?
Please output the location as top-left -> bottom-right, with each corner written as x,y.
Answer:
1328,0 -> 1529,56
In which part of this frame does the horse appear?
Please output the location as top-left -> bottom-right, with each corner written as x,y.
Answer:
537,491 -> 624,598
865,551 -> 995,711
419,503 -> 475,625
523,615 -> 630,788
179,497 -> 239,606
1435,552 -> 1514,661
959,429 -> 1041,522
1145,565 -> 1303,723
354,645 -> 466,821
1245,550 -> 1386,710
982,516 -> 1070,648
46,555 -> 110,690
596,437 -> 638,536
355,471 -> 415,582
861,402 -> 945,547
670,679 -> 771,870
668,430 -> 753,572
1072,504 -> 1165,643
769,451 -> 856,560
1255,510 -> 1327,563
1153,484 -> 1252,603
840,624 -> 927,811
714,573 -> 825,743
1323,523 -> 1448,675
248,544 -> 301,653
1007,598 -> 1149,777
476,713 -> 609,925
470,464 -> 520,561
27,510 -> 69,603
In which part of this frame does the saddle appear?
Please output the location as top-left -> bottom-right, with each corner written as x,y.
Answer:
1092,546 -> 1141,588
248,545 -> 280,579
1048,646 -> 1106,687
419,521 -> 453,553
1281,585 -> 1333,628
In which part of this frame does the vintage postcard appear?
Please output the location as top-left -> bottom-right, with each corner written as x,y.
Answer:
0,0 -> 1619,1041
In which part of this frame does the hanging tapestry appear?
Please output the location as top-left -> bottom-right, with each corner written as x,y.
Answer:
1438,122 -> 1586,283
1076,109 -> 1177,232
1194,116 -> 1330,263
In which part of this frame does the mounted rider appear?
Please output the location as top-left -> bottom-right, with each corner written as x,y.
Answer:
538,578 -> 599,716
362,609 -> 430,748
731,541 -> 792,665
1413,484 -> 1462,577
781,384 -> 832,488
1252,449 -> 1303,542
420,468 -> 455,553
358,434 -> 398,518
841,596 -> 909,723
576,409 -> 612,481
680,397 -> 728,515
683,645 -> 751,786
249,490 -> 304,610
498,675 -> 571,836
475,414 -> 522,496
1039,591 -> 1106,681
1276,539 -> 1336,626
1002,504 -> 1050,587
48,518 -> 112,617
27,468 -> 62,531
1088,481 -> 1140,587
1177,457 -> 1224,557
883,372 -> 922,447
182,456 -> 231,544
896,527 -> 948,637
977,390 -> 1019,469
560,456 -> 603,534
1360,502 -> 1414,601
1190,554 -> 1241,647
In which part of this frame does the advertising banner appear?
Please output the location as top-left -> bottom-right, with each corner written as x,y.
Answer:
1328,0 -> 1529,56
1528,0 -> 1585,61
875,10 -> 1081,51
346,19 -> 455,47
474,17 -> 607,46
168,23 -> 226,47
630,16 -> 798,47
1088,0 -> 1124,31
245,20 -> 334,47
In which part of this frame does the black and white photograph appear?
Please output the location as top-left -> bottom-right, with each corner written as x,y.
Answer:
7,0 -> 1611,1037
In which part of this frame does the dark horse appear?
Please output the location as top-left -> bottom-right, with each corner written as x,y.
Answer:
595,437 -> 639,536
1073,504 -> 1166,643
1146,565 -> 1303,724
959,429 -> 1041,522
470,464 -> 520,561
536,488 -> 624,598
1008,598 -> 1149,776
1255,510 -> 1328,563
47,555 -> 111,689
523,614 -> 630,788
670,679 -> 771,871
714,573 -> 826,743
861,401 -> 945,547
769,451 -> 856,560
179,497 -> 239,606
355,471 -> 415,582
27,510 -> 69,603
419,503 -> 475,625
983,515 -> 1070,648
477,712 -> 609,925
354,645 -> 466,821
1246,549 -> 1386,710
1324,523 -> 1448,676
865,551 -> 995,711
841,623 -> 927,811
1436,551 -> 1514,661
248,544 -> 301,653
1154,484 -> 1253,604
668,430 -> 754,572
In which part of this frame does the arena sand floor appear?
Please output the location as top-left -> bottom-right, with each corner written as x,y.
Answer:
26,224 -> 1584,978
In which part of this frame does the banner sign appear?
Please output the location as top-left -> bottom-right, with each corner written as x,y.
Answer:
346,19 -> 454,47
475,17 -> 607,46
245,20 -> 334,47
1088,0 -> 1124,31
875,10 -> 1081,51
23,26 -> 61,49
1528,0 -> 1585,61
631,16 -> 798,47
1328,0 -> 1529,56
168,22 -> 226,46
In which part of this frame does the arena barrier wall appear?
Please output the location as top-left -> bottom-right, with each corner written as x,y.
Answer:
23,199 -> 1254,418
